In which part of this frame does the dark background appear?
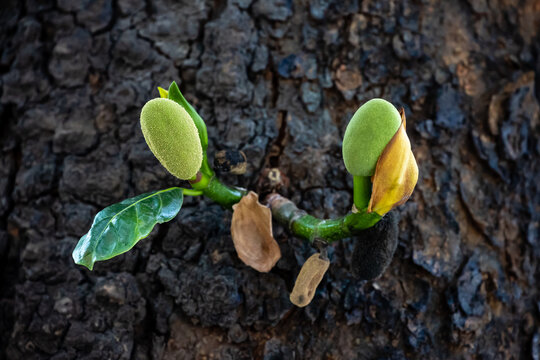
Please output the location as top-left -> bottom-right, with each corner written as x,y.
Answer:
0,0 -> 539,359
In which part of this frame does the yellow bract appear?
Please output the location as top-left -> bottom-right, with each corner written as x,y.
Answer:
158,87 -> 168,98
368,109 -> 418,216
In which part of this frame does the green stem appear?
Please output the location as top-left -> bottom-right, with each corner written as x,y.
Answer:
181,188 -> 203,196
190,171 -> 247,209
267,194 -> 381,243
353,175 -> 372,210
200,152 -> 214,177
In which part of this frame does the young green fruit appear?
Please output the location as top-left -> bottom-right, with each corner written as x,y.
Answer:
140,98 -> 203,180
342,98 -> 402,177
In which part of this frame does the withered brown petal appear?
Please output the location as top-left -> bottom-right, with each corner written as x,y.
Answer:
368,109 -> 419,216
231,191 -> 281,272
289,253 -> 330,307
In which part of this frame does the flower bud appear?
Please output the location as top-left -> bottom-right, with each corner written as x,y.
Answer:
140,98 -> 203,180
342,98 -> 402,177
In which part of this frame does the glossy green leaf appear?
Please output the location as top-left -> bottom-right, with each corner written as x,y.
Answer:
72,187 -> 183,270
167,81 -> 209,151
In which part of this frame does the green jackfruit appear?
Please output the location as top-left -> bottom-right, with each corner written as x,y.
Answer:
140,98 -> 203,180
342,98 -> 401,176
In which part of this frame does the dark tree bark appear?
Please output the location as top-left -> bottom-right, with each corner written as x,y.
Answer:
0,0 -> 539,359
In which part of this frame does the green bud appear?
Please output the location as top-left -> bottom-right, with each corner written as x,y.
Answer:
342,98 -> 401,176
140,98 -> 203,180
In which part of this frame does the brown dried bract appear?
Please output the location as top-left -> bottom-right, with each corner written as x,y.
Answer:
289,253 -> 330,307
214,150 -> 247,175
231,191 -> 281,272
335,64 -> 362,93
258,168 -> 289,192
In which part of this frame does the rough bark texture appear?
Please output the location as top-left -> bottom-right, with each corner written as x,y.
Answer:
1,0 -> 539,359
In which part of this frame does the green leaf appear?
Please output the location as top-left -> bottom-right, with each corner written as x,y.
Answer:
167,81 -> 209,151
72,187 -> 183,270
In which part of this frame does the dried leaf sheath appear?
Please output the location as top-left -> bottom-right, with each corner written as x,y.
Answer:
368,109 -> 418,216
231,191 -> 281,272
290,253 -> 330,307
